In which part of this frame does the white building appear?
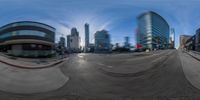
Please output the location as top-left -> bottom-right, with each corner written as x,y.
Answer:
67,28 -> 80,52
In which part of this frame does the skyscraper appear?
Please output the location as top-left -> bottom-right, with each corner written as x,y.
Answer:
67,28 -> 80,52
85,23 -> 89,52
59,36 -> 66,48
94,30 -> 111,52
169,28 -> 175,49
67,35 -> 71,49
71,28 -> 79,37
137,11 -> 170,50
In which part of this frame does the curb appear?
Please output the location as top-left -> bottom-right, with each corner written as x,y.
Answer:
0,58 -> 68,69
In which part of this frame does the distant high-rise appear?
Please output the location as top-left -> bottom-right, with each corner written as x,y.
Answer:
124,36 -> 130,48
169,28 -> 175,49
67,28 -> 80,52
115,43 -> 119,48
94,30 -> 111,52
67,35 -> 71,48
71,28 -> 79,36
59,36 -> 66,48
85,23 -> 90,52
137,11 -> 170,50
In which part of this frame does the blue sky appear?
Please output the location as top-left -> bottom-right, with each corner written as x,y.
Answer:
0,0 -> 200,48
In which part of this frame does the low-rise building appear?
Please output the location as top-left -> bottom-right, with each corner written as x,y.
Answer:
0,21 -> 55,57
184,29 -> 200,52
185,35 -> 196,51
180,35 -> 192,49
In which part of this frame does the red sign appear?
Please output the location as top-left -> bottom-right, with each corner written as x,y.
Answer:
136,44 -> 142,49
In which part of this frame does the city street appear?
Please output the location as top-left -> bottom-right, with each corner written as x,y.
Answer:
2,0 -> 200,100
1,50 -> 200,100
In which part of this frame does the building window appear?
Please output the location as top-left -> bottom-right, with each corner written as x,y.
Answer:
31,44 -> 36,48
0,30 -> 46,39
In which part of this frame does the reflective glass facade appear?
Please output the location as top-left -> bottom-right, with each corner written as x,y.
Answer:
0,21 -> 56,57
0,21 -> 55,32
0,30 -> 46,39
94,30 -> 111,52
137,11 -> 170,50
0,21 -> 55,42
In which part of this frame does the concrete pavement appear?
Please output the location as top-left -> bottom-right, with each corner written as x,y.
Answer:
0,61 -> 69,94
0,53 -> 66,69
0,53 -> 69,94
58,50 -> 200,98
179,50 -> 200,90
1,50 -> 200,99
186,50 -> 200,61
95,50 -> 174,77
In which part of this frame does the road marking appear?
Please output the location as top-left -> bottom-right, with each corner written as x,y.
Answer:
107,66 -> 113,68
78,55 -> 84,58
97,63 -> 105,66
97,63 -> 113,68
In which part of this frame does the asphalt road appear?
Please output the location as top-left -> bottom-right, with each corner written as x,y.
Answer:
1,49 -> 200,100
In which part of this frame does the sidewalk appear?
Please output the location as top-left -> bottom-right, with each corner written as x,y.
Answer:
0,53 -> 68,69
0,53 -> 69,94
0,60 -> 69,94
179,50 -> 200,90
186,51 -> 200,61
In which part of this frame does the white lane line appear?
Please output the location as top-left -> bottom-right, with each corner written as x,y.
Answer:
97,63 -> 113,68
97,63 -> 105,66
107,66 -> 113,68
78,55 -> 84,58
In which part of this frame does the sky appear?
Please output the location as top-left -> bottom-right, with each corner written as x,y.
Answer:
0,0 -> 200,48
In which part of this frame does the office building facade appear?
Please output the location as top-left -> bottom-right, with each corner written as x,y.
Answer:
195,28 -> 200,51
59,37 -> 66,48
124,36 -> 130,48
185,35 -> 196,51
94,30 -> 111,52
85,23 -> 90,52
67,35 -> 71,48
169,28 -> 175,49
0,21 -> 55,57
137,11 -> 170,50
67,28 -> 80,52
180,35 -> 192,49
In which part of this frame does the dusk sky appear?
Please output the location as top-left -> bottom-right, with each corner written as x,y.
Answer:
0,0 -> 200,48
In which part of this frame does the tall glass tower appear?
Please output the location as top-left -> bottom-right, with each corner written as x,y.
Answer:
169,28 -> 175,48
85,23 -> 89,52
137,11 -> 170,50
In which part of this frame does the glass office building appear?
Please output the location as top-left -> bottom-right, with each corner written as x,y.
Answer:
195,28 -> 200,52
137,11 -> 170,50
0,21 -> 55,57
94,30 -> 111,52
